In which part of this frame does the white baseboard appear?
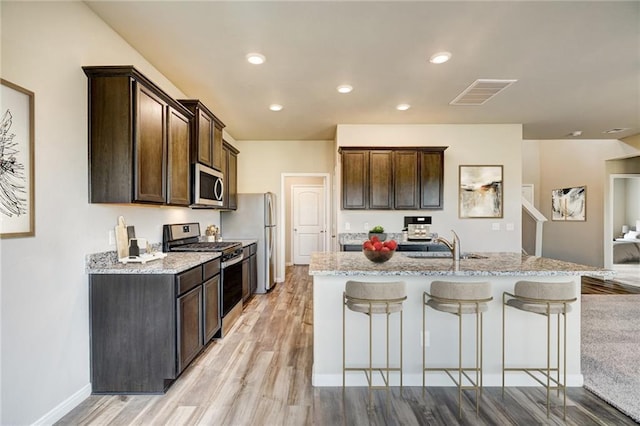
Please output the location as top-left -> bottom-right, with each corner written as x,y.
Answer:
32,383 -> 91,426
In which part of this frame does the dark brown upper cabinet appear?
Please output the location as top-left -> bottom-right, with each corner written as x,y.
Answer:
340,147 -> 447,210
83,66 -> 193,206
369,150 -> 393,209
176,100 -> 225,172
221,141 -> 239,210
393,150 -> 420,209
341,150 -> 369,209
419,150 -> 445,209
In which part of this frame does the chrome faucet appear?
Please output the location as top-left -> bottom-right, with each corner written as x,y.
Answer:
435,230 -> 461,261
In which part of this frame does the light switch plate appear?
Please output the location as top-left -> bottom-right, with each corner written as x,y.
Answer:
492,223 -> 501,231
506,223 -> 515,231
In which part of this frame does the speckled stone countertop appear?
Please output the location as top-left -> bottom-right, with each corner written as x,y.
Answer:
309,251 -> 612,277
338,232 -> 442,247
224,238 -> 258,247
86,251 -> 221,274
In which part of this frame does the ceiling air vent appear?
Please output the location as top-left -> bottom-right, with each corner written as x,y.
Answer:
450,79 -> 517,105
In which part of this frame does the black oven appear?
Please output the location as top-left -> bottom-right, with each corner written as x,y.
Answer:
221,255 -> 243,316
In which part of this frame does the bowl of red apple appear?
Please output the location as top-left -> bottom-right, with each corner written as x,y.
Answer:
362,236 -> 398,263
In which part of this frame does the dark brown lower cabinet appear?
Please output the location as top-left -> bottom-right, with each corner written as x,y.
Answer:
89,257 -> 221,394
203,275 -> 221,342
177,285 -> 203,374
241,243 -> 257,302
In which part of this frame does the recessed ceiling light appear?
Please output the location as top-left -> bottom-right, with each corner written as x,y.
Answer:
602,128 -> 630,134
569,130 -> 583,137
396,104 -> 411,111
246,53 -> 266,65
269,104 -> 283,111
429,51 -> 451,64
337,85 -> 353,94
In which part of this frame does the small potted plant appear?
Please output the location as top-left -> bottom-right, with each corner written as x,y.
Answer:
368,225 -> 387,242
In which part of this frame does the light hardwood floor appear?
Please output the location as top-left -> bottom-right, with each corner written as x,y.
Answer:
58,266 -> 636,425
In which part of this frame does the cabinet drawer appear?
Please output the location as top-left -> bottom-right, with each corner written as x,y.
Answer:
176,265 -> 202,295
203,258 -> 221,281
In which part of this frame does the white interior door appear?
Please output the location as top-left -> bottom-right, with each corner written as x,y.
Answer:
293,185 -> 325,265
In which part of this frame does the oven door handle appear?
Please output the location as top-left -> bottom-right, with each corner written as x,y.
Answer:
222,254 -> 244,268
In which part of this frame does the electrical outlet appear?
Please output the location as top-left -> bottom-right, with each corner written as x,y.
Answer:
108,230 -> 115,245
345,222 -> 351,231
364,222 -> 370,231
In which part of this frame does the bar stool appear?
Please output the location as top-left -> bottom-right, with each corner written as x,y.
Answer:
502,280 -> 576,419
343,280 -> 407,407
423,280 -> 492,418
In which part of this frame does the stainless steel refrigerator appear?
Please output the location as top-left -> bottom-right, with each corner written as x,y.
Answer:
221,192 -> 277,293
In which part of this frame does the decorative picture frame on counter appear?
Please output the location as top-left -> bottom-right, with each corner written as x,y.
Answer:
0,79 -> 35,238
551,186 -> 586,221
459,165 -> 503,218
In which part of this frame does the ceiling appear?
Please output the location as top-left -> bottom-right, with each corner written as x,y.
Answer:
85,1 -> 639,141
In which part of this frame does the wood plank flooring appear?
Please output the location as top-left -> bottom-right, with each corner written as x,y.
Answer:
582,275 -> 640,295
58,266 -> 637,425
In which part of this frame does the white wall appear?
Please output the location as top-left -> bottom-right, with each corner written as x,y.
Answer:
335,124 -> 524,253
0,3 -> 226,424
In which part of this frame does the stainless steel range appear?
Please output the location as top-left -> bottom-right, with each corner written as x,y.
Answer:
163,223 -> 244,337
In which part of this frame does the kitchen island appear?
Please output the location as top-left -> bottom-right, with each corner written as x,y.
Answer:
309,251 -> 611,387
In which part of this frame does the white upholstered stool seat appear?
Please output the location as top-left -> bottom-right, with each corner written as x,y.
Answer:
423,280 -> 493,418
343,280 -> 407,407
503,280 -> 576,420
345,280 -> 406,314
505,280 -> 574,315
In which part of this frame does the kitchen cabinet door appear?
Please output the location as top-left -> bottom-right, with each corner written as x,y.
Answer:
228,146 -> 238,210
177,100 -> 226,173
341,150 -> 368,209
167,106 -> 191,206
420,151 -> 444,209
394,150 -> 420,209
84,66 -> 194,205
212,121 -> 224,172
242,258 -> 250,301
221,141 -> 239,210
369,150 -> 393,209
134,83 -> 167,203
197,109 -> 213,166
177,285 -> 203,374
203,275 -> 220,342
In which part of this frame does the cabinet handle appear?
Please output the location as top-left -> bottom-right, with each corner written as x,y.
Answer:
214,178 -> 224,200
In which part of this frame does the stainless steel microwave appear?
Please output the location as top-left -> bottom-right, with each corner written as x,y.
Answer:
192,163 -> 224,207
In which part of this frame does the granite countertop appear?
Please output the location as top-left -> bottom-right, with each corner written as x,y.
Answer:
87,251 -> 222,274
224,238 -> 258,247
309,251 -> 612,277
338,232 -> 440,246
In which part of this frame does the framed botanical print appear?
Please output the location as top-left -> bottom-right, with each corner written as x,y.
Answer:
1,79 -> 35,238
459,165 -> 503,218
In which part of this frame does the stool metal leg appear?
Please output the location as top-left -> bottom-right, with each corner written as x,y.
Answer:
342,293 -> 346,391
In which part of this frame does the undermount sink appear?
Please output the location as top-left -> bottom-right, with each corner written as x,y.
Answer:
403,252 -> 488,260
